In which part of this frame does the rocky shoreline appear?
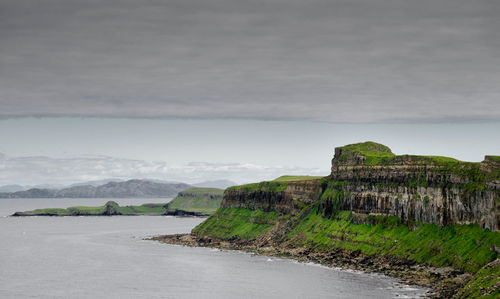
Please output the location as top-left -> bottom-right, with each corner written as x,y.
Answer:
150,233 -> 472,298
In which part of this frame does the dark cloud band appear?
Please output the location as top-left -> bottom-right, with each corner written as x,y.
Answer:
1,0 -> 499,122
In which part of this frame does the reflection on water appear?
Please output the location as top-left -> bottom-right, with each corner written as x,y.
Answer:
0,199 -> 428,298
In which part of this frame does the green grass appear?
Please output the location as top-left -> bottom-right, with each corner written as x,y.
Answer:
193,206 -> 499,273
167,187 -> 223,215
66,205 -> 106,215
334,141 -> 396,165
27,208 -> 72,216
457,260 -> 500,298
177,187 -> 225,196
225,175 -> 323,193
192,207 -> 280,240
286,208 -> 500,273
117,203 -> 167,215
272,175 -> 324,182
191,205 -> 500,297
226,181 -> 289,193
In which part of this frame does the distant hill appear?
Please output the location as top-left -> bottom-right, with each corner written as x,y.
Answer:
166,187 -> 224,215
0,184 -> 26,192
193,180 -> 236,189
0,179 -> 192,198
68,178 -> 124,187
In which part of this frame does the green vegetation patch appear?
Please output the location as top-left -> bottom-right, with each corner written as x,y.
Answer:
27,208 -> 73,216
335,141 -> 396,165
66,205 -> 106,215
192,207 -> 279,240
177,187 -> 224,196
167,187 -> 223,215
287,208 -> 500,272
117,203 -> 167,215
457,260 -> 500,299
226,176 -> 324,193
226,181 -> 289,193
272,175 -> 324,182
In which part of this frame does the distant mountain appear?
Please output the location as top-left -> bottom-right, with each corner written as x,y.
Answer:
0,184 -> 27,192
0,183 -> 66,192
193,179 -> 237,189
0,179 -> 192,198
68,178 -> 124,187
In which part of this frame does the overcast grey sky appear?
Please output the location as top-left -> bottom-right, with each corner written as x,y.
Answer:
1,0 -> 499,122
0,118 -> 498,186
0,0 -> 499,185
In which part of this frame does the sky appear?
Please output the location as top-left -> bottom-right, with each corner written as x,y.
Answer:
0,0 -> 499,186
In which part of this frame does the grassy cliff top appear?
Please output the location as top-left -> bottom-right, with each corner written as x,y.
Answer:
177,187 -> 224,196
334,141 -> 488,166
168,187 -> 223,214
227,175 -> 324,192
333,142 -> 500,184
272,175 -> 324,182
334,141 -> 396,165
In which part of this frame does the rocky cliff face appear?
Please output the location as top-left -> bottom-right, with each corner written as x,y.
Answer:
327,147 -> 499,231
222,180 -> 322,215
221,142 -> 500,231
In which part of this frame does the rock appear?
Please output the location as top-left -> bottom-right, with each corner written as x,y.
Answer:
103,201 -> 121,215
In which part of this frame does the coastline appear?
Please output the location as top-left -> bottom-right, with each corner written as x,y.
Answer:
150,233 -> 470,298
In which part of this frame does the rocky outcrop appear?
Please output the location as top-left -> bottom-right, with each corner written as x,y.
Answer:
222,180 -> 322,215
103,201 -> 121,215
326,152 -> 499,231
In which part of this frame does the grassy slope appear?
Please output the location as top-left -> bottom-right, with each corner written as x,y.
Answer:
287,208 -> 499,273
192,207 -> 281,240
195,207 -> 499,273
272,175 -> 324,182
457,260 -> 500,299
167,187 -> 223,214
227,175 -> 323,192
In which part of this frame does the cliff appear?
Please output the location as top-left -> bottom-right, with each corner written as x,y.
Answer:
223,178 -> 322,215
327,142 -> 499,231
222,142 -> 499,231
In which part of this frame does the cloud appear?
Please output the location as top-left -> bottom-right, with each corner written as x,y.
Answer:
0,153 -> 324,186
0,0 -> 499,123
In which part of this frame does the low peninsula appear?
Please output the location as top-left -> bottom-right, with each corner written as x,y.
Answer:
152,142 -> 500,298
11,187 -> 224,217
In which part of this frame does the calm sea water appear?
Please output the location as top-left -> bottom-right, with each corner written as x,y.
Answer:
0,198 -> 428,298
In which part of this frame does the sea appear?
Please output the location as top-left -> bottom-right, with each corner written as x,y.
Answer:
0,198 -> 428,298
